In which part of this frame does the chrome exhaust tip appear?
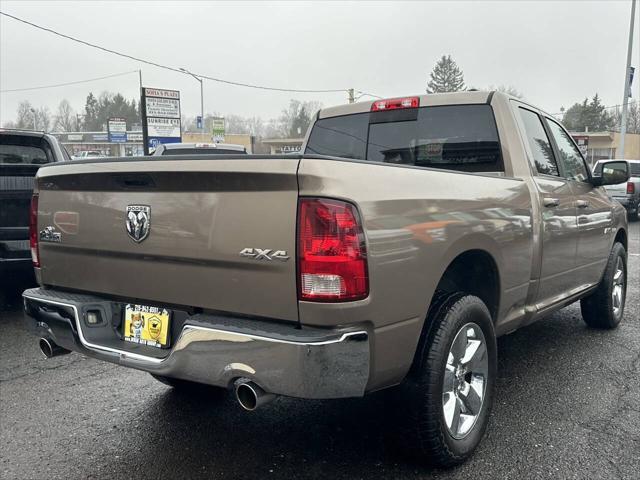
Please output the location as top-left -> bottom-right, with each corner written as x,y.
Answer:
234,379 -> 275,411
38,338 -> 70,359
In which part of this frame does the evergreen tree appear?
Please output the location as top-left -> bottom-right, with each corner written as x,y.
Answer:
426,55 -> 465,93
562,94 -> 614,132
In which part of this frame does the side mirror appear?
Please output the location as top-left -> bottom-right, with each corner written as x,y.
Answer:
592,160 -> 629,186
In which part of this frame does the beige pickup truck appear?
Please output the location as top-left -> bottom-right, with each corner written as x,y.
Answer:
23,91 -> 630,466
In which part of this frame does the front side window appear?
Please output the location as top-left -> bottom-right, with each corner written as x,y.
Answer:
546,119 -> 589,182
517,108 -> 559,176
306,104 -> 503,173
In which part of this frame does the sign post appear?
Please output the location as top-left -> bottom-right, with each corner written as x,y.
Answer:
141,87 -> 182,155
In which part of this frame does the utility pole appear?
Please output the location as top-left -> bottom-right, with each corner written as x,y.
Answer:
618,0 -> 636,160
30,108 -> 36,131
180,67 -> 205,140
348,88 -> 355,104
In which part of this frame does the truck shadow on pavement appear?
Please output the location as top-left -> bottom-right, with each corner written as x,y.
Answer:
107,299 -> 639,480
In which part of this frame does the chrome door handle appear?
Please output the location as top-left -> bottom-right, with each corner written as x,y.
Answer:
576,200 -> 589,209
543,198 -> 560,208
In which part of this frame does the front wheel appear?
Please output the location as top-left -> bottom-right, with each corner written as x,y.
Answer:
580,242 -> 627,329
393,293 -> 497,467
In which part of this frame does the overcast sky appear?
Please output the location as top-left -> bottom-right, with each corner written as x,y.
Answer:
1,0 -> 638,126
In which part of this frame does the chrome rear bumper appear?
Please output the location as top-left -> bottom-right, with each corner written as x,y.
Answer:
22,287 -> 370,399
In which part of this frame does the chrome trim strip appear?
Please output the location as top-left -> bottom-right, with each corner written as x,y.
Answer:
23,294 -> 366,365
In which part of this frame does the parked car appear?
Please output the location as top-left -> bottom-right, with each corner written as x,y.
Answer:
152,142 -> 247,156
72,150 -> 104,160
23,92 -> 629,467
0,129 -> 69,294
593,159 -> 640,220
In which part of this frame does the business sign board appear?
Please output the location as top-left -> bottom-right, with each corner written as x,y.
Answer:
108,117 -> 127,143
212,117 -> 225,142
572,135 -> 589,158
141,87 -> 182,154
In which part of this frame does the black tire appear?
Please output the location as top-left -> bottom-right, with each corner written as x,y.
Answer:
630,203 -> 640,222
392,292 -> 497,467
580,242 -> 627,329
150,374 -> 227,396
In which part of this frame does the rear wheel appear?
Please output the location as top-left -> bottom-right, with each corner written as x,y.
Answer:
580,242 -> 627,329
393,293 -> 497,467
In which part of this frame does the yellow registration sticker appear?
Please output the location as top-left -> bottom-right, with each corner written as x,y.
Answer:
123,304 -> 171,348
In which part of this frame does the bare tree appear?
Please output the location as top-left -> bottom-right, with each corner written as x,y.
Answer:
488,85 -> 524,99
34,107 -> 51,131
611,101 -> 639,134
15,100 -> 34,129
54,99 -> 75,132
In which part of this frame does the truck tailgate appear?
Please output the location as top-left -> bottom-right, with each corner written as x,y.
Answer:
35,157 -> 300,322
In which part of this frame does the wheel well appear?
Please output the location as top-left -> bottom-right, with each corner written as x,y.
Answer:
435,250 -> 500,321
614,228 -> 627,251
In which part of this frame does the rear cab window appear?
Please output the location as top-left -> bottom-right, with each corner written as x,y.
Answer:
305,104 -> 503,173
0,143 -> 50,165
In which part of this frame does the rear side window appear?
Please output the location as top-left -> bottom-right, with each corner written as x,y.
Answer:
628,162 -> 640,176
0,144 -> 49,165
305,105 -> 503,172
517,108 -> 559,176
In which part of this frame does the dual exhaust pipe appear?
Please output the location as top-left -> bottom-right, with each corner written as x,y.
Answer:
38,340 -> 274,410
38,338 -> 70,359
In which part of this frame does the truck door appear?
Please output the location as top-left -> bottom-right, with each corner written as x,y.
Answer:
544,118 -> 613,289
516,107 -> 579,309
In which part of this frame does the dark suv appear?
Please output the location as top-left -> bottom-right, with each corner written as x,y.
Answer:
0,130 -> 69,299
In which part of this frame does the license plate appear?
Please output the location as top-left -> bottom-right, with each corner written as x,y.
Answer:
123,304 -> 171,348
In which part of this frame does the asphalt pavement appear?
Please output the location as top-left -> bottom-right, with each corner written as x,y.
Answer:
1,222 -> 638,480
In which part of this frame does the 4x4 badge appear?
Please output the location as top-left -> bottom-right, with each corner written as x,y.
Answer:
239,248 -> 289,261
125,205 -> 151,243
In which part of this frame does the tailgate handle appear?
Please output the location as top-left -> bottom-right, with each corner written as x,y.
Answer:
114,174 -> 155,189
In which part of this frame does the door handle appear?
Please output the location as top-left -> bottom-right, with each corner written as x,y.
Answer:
543,198 -> 560,208
576,200 -> 589,209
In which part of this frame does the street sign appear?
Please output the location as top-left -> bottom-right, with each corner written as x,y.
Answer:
141,87 -> 182,154
629,66 -> 635,98
212,117 -> 225,142
107,117 -> 127,143
572,134 -> 589,158
196,116 -> 202,129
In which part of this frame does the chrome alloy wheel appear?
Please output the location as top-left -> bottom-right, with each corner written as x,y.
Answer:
442,323 -> 488,439
612,257 -> 625,318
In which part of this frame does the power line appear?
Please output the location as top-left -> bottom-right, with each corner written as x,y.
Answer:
0,11 -> 348,94
0,70 -> 139,92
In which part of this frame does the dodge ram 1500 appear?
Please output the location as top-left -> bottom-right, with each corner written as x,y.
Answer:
23,91 -> 630,466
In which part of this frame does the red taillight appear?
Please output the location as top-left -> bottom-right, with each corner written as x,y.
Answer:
29,194 -> 39,267
298,198 -> 368,302
627,182 -> 635,194
371,96 -> 420,112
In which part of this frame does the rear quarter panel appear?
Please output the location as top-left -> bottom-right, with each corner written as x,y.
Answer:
297,158 -> 534,390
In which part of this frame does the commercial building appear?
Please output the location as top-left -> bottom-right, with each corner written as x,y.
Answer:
52,131 -> 144,157
260,138 -> 304,155
570,131 -> 640,166
181,132 -> 255,153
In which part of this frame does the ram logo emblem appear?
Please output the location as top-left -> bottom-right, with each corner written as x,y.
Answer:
239,248 -> 289,261
125,205 -> 151,243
